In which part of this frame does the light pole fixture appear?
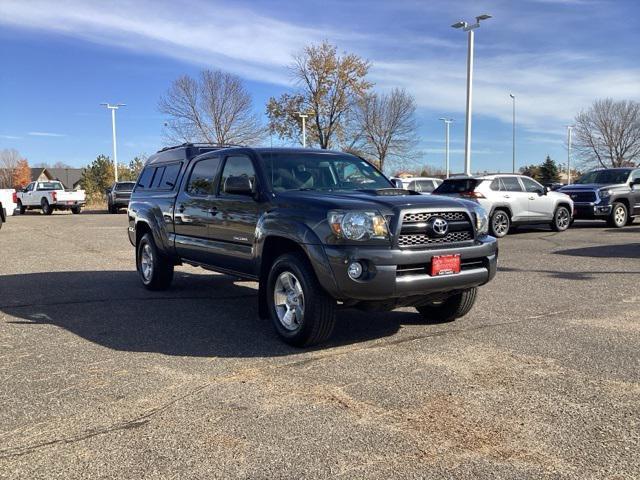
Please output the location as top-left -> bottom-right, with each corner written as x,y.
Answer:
509,93 -> 516,173
295,111 -> 309,148
438,118 -> 454,178
452,13 -> 492,176
100,103 -> 126,183
566,125 -> 575,185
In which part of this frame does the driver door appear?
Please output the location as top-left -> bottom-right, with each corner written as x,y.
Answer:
521,177 -> 554,221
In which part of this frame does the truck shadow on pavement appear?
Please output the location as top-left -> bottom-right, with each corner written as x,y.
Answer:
554,243 -> 640,259
0,271 -> 416,357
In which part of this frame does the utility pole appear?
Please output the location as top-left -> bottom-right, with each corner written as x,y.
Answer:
566,125 -> 574,185
101,103 -> 126,182
452,14 -> 492,176
296,112 -> 309,148
439,118 -> 454,178
509,93 -> 516,173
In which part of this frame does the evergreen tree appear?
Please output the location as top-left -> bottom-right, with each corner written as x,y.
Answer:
539,155 -> 560,183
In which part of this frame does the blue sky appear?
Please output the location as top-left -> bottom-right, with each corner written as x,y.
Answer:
1,0 -> 639,174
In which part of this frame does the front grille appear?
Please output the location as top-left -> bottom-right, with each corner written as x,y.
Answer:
565,191 -> 596,203
398,231 -> 473,247
396,257 -> 485,277
398,210 -> 474,248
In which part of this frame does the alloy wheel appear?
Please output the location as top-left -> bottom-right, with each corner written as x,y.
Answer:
140,243 -> 154,282
273,271 -> 305,331
492,212 -> 509,237
614,206 -> 626,226
556,208 -> 570,229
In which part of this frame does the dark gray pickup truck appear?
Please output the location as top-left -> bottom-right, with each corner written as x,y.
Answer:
128,144 -> 498,346
559,168 -> 640,227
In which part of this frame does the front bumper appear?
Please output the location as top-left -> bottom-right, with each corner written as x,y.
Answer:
319,237 -> 498,301
573,202 -> 612,219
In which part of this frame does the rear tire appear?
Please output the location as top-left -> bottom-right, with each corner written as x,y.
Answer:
416,288 -> 478,323
266,253 -> 336,347
41,199 -> 53,215
490,210 -> 510,238
607,202 -> 627,228
17,200 -> 25,215
551,205 -> 571,231
136,233 -> 174,290
71,206 -> 81,214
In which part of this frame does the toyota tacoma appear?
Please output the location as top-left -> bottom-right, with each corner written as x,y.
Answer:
128,144 -> 498,346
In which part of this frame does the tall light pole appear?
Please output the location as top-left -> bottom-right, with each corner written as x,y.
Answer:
100,103 -> 126,182
295,112 -> 309,148
439,118 -> 454,178
452,14 -> 492,176
566,125 -> 575,185
509,93 -> 516,173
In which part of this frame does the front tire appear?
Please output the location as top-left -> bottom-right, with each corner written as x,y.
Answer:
551,205 -> 571,232
41,199 -> 53,215
490,210 -> 510,238
416,288 -> 478,323
266,253 -> 336,347
17,200 -> 25,215
607,202 -> 627,228
136,233 -> 174,290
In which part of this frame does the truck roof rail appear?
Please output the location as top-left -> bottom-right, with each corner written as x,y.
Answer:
158,142 -> 244,152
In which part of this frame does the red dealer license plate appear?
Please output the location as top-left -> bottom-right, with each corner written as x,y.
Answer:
431,254 -> 461,276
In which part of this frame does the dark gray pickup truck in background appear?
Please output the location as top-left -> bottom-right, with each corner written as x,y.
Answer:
127,144 -> 498,346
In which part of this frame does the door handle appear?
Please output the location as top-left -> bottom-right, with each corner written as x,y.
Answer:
528,196 -> 535,200
503,195 -> 511,199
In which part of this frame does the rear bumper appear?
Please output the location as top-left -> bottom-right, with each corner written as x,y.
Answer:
53,200 -> 85,208
319,236 -> 498,301
573,203 -> 611,219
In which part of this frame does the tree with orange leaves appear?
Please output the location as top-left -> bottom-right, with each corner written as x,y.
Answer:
13,159 -> 31,189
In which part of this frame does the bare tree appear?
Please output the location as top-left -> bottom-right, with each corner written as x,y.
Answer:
353,88 -> 418,173
0,149 -> 25,188
267,41 -> 372,149
159,70 -> 265,145
574,99 -> 640,168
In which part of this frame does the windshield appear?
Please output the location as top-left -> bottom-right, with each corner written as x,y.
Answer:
259,152 -> 392,192
37,181 -> 64,191
575,170 -> 631,185
115,182 -> 136,191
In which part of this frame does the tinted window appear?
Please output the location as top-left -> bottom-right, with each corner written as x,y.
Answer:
151,167 -> 165,189
409,180 -> 436,193
259,152 -> 391,192
115,182 -> 135,191
520,176 -> 543,193
160,163 -> 181,190
575,169 -> 632,185
433,179 -> 482,194
187,157 -> 221,196
137,167 -> 155,189
220,156 -> 256,195
500,177 -> 523,192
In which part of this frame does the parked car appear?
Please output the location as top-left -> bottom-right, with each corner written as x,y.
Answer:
106,181 -> 135,213
128,144 -> 498,347
391,177 -> 443,194
558,168 -> 640,228
16,181 -> 85,215
0,189 -> 17,228
433,174 -> 574,238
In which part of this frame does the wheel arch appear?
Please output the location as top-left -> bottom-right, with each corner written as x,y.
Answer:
490,205 -> 512,219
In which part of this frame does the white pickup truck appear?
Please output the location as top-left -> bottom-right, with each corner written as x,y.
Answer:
16,181 -> 86,215
0,189 -> 16,229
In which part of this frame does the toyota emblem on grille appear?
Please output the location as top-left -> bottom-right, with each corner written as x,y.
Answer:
428,216 -> 449,237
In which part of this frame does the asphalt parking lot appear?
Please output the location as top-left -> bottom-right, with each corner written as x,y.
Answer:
0,212 -> 638,479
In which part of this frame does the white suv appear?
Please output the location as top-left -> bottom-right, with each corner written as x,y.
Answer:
433,174 -> 574,237
391,177 -> 443,194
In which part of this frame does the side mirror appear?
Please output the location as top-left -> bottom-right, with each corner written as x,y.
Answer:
224,175 -> 253,195
543,186 -> 550,195
391,179 -> 404,189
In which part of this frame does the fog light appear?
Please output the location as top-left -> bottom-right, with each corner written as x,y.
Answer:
347,261 -> 363,280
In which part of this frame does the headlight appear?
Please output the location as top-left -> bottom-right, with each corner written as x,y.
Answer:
472,205 -> 489,235
328,210 -> 389,241
599,189 -> 612,199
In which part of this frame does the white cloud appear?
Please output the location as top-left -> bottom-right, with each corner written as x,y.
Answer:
28,131 -> 67,137
0,134 -> 22,140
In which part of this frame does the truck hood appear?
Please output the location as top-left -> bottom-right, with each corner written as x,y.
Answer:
559,183 -> 625,192
276,189 -> 472,214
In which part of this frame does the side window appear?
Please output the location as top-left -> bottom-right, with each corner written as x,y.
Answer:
500,177 -> 523,192
521,176 -> 543,193
136,167 -> 155,190
220,156 -> 256,195
187,157 -> 221,196
490,179 -> 501,191
26,183 -> 34,192
631,170 -> 640,182
408,180 -> 417,191
151,167 -> 166,189
160,163 -> 181,190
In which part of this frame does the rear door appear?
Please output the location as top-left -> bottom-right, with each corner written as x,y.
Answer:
173,156 -> 222,264
520,176 -> 554,221
207,154 -> 263,275
496,176 -> 529,221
